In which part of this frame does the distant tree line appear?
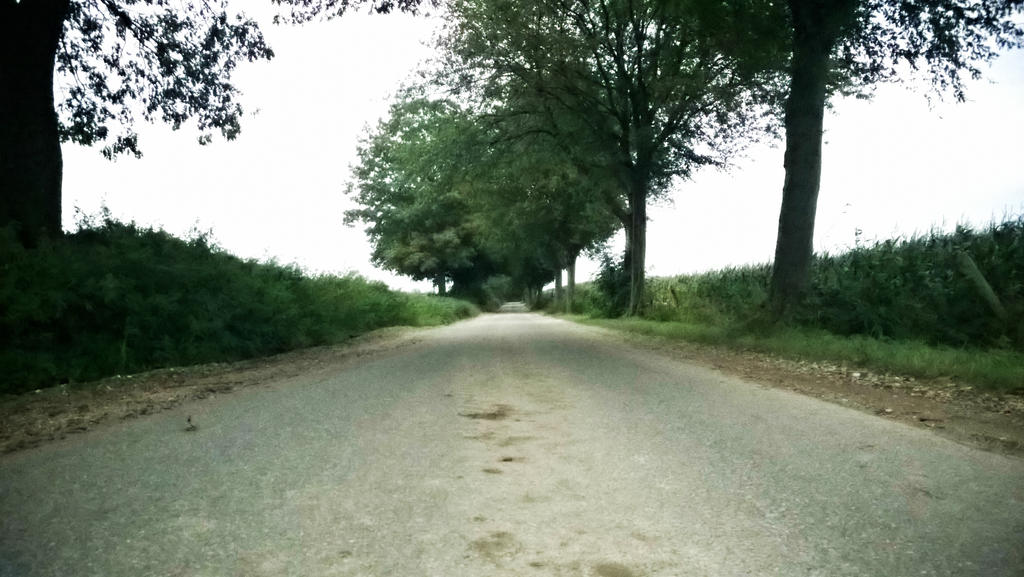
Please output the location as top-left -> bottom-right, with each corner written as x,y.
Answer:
344,93 -> 617,308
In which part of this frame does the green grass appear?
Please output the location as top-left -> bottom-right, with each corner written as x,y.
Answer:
571,316 -> 1024,392
399,293 -> 481,326
0,216 -> 478,394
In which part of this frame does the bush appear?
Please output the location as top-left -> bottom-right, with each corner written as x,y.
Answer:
645,266 -> 771,324
0,215 -> 477,394
591,250 -> 631,317
801,220 -> 1023,347
637,217 -> 1024,350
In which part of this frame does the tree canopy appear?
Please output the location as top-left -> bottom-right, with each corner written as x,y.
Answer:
468,128 -> 619,308
0,0 -> 428,244
53,1 -> 274,159
345,97 -> 486,295
346,89 -> 619,305
439,0 -> 782,314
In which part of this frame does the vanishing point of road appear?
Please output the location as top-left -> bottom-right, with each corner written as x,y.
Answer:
2,312 -> 1022,576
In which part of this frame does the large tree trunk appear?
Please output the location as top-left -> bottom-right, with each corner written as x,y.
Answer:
0,0 -> 69,246
768,0 -> 851,317
626,177 -> 648,317
525,285 -> 540,309
434,274 -> 447,296
566,251 -> 577,314
554,267 -> 563,307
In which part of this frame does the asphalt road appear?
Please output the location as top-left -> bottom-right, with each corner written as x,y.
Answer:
2,313 -> 1022,577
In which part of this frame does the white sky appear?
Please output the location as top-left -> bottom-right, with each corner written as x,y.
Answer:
61,10 -> 1024,292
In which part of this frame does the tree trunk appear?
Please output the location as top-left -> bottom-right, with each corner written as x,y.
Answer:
626,178 -> 648,317
566,252 -> 577,314
526,286 -> 539,309
768,0 -> 850,317
0,0 -> 69,246
435,274 -> 447,296
554,268 -> 563,308
956,252 -> 1008,323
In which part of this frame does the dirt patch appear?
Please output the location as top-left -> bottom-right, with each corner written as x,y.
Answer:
595,562 -> 640,577
482,467 -> 503,474
460,404 -> 513,420
606,329 -> 1024,457
469,531 -> 520,564
0,327 -> 422,454
498,435 -> 536,447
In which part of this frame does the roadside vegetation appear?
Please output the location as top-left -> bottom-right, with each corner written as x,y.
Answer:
0,214 -> 478,395
560,219 -> 1024,391
3,0 -> 1022,399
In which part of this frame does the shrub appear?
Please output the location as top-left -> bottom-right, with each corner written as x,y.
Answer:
591,250 -> 631,317
0,215 -> 477,394
801,220 -> 1023,347
636,217 -> 1024,350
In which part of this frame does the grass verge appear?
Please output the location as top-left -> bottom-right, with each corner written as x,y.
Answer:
569,316 -> 1024,392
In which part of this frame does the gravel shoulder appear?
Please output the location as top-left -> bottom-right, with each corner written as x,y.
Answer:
572,321 -> 1024,457
0,327 -> 428,454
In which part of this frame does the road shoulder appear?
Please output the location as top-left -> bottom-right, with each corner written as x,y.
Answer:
0,326 -> 429,455
560,316 -> 1024,457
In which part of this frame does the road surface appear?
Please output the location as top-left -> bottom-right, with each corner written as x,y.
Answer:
2,313 -> 1022,576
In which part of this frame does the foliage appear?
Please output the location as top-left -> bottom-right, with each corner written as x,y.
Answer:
49,1 -> 273,158
346,97 -> 487,291
51,0 -> 437,157
563,282 -> 610,316
580,218 -> 1024,351
827,0 -> 1024,101
590,250 -> 632,318
443,0 -> 781,188
440,0 -> 783,315
468,130 -> 618,299
347,90 -> 619,303
270,0 -> 432,23
802,220 -> 1024,347
761,0 -> 1024,314
0,214 -> 477,394
1,0 -> 435,244
645,265 -> 771,324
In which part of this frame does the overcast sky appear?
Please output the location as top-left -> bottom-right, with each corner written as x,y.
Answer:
61,10 -> 1024,291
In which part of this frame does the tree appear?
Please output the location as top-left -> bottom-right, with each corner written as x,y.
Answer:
766,0 -> 1024,316
442,0 -> 778,315
347,89 -> 616,306
0,0 -> 428,246
471,130 -> 617,312
0,0 -> 275,245
269,0 -> 432,22
346,97 -> 488,294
